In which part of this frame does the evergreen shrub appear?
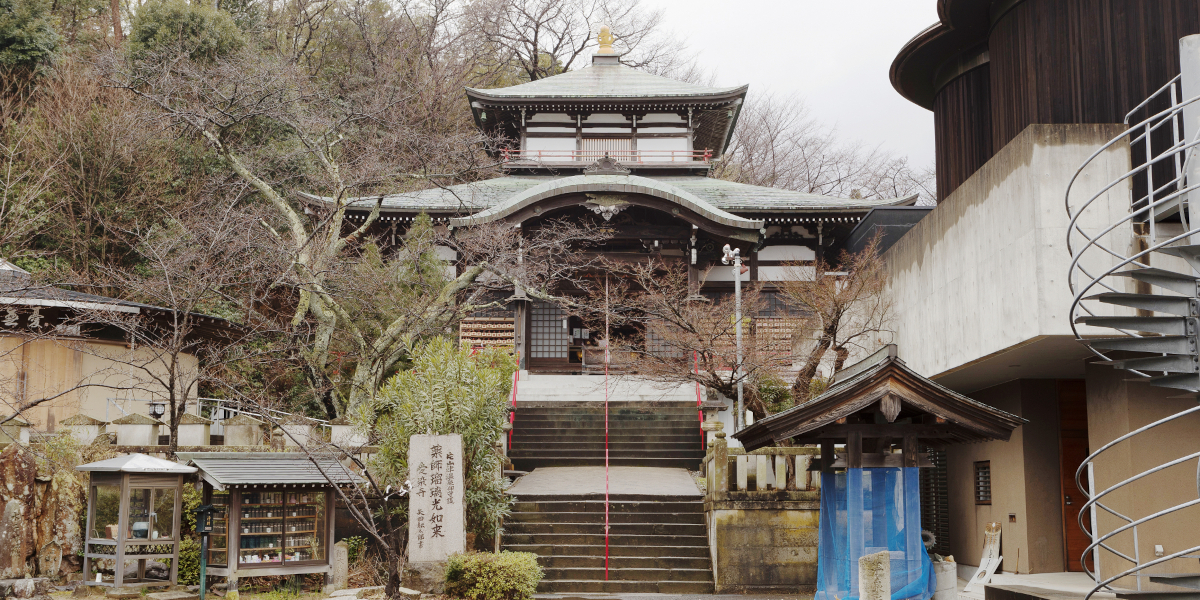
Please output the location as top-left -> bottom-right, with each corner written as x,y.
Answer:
444,552 -> 542,600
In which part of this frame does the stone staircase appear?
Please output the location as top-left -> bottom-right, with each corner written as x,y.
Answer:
503,374 -> 714,593
501,494 -> 714,594
508,374 -> 705,471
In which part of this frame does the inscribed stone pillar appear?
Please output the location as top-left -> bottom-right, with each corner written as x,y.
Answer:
858,550 -> 891,600
408,434 -> 466,562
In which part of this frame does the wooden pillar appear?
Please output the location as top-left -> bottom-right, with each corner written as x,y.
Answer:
115,474 -> 129,587
902,435 -> 919,468
169,476 -> 182,584
846,432 -> 865,596
83,482 -> 94,584
820,439 -> 835,473
847,431 -> 863,469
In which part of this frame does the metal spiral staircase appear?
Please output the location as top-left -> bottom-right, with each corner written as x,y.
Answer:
1066,54 -> 1200,600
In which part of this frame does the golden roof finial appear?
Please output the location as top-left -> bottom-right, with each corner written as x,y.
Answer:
597,24 -> 614,54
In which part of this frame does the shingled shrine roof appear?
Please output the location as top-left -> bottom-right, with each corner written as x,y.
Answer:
466,61 -> 748,101
734,345 -> 1024,452
177,452 -> 360,490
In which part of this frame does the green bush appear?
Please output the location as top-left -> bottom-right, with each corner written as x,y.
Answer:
369,337 -> 516,545
0,0 -> 59,70
444,552 -> 542,600
128,0 -> 245,62
343,536 -> 367,562
177,536 -> 201,585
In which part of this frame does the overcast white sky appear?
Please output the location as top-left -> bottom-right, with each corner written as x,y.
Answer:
642,0 -> 940,170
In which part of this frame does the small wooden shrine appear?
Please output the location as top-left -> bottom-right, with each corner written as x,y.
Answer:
177,453 -> 358,581
734,345 -> 1024,600
78,453 -> 197,588
734,344 -> 1025,466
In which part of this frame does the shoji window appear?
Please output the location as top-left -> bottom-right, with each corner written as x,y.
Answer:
530,302 -> 569,359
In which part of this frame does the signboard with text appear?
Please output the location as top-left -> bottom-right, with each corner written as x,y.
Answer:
407,434 -> 466,562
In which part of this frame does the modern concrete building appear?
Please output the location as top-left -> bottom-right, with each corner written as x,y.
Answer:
888,1 -> 1200,596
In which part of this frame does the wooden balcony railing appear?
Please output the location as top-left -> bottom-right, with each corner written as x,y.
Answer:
502,149 -> 713,163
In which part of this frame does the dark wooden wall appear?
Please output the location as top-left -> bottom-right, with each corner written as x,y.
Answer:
934,64 -> 993,202
989,0 -> 1200,153
932,0 -> 1200,201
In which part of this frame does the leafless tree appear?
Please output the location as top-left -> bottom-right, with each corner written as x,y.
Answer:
463,0 -> 699,81
777,234 -> 893,404
563,258 -> 791,416
713,93 -> 935,204
67,204 -> 290,456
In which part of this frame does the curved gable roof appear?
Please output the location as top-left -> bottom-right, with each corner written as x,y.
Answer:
447,174 -> 765,230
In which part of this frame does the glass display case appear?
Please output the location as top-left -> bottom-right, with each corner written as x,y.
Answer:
201,486 -> 330,571
207,490 -> 229,567
78,454 -> 197,588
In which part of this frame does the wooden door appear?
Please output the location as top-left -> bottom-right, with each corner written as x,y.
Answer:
1058,380 -> 1091,572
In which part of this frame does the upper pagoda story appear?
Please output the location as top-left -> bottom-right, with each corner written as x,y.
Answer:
468,32 -> 747,174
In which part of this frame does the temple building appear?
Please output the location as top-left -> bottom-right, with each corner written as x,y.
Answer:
338,37 -> 920,375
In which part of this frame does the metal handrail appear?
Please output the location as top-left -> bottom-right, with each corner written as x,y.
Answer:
1066,70 -> 1200,600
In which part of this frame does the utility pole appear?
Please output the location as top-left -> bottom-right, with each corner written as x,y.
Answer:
722,244 -> 745,430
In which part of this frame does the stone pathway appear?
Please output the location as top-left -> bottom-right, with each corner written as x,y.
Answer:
507,466 -> 702,497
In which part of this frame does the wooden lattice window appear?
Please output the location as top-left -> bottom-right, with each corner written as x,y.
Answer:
974,461 -> 992,505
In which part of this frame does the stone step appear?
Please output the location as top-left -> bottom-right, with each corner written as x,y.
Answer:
508,510 -> 704,524
501,532 -> 709,547
541,566 -> 713,582
512,500 -> 705,514
516,410 -> 700,418
511,433 -> 700,442
501,543 -> 711,558
510,440 -> 702,449
509,450 -> 704,460
536,554 -> 713,570
505,521 -> 706,536
511,428 -> 701,439
513,420 -> 701,430
509,457 -> 705,469
534,579 -> 715,594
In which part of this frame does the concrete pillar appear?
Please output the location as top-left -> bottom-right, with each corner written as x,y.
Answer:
1180,35 -> 1200,242
858,550 -> 891,600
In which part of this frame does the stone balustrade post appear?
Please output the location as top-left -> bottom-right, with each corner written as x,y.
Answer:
713,432 -> 729,502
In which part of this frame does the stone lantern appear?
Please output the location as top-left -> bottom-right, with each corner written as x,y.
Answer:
110,414 -> 163,446
77,453 -> 197,588
61,414 -> 107,445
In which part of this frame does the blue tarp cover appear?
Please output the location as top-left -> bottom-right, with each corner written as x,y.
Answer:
816,467 -> 936,600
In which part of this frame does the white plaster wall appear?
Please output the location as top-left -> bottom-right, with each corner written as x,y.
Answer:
884,124 -> 1135,378
757,245 -> 814,261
